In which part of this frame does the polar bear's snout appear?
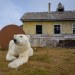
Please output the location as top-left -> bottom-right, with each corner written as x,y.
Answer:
13,37 -> 19,44
13,35 -> 23,44
13,39 -> 17,44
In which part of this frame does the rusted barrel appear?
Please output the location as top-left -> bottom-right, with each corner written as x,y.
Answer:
0,24 -> 25,49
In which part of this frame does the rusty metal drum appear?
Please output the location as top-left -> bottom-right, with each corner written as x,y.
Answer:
0,24 -> 25,49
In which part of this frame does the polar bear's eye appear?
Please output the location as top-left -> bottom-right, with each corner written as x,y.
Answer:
20,36 -> 22,38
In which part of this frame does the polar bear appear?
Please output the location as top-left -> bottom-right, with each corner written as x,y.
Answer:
6,34 -> 33,68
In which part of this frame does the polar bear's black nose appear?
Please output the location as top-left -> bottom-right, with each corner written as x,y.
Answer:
13,39 -> 17,43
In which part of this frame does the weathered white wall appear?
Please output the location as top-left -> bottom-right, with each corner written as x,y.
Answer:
30,34 -> 75,47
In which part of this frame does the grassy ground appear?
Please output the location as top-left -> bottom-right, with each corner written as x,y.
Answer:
0,47 -> 75,75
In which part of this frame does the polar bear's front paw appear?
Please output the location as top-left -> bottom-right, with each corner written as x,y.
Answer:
8,62 -> 19,69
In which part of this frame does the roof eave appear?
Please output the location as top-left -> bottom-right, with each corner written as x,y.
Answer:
21,19 -> 75,22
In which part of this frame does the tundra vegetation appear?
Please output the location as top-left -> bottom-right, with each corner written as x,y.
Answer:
0,47 -> 75,75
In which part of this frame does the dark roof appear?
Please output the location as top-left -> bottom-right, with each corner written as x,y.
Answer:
20,11 -> 75,22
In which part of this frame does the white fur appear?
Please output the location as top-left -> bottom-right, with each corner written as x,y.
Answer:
6,34 -> 33,68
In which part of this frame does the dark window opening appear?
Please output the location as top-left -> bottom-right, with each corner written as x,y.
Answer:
73,24 -> 75,34
54,25 -> 60,34
36,25 -> 42,34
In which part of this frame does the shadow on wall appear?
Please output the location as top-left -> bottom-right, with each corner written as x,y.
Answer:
0,24 -> 25,50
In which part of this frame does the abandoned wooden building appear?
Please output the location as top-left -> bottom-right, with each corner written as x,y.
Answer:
20,3 -> 75,47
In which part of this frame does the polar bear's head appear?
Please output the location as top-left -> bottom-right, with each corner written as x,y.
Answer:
13,34 -> 30,45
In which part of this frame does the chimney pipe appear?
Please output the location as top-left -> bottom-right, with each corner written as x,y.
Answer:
48,3 -> 51,13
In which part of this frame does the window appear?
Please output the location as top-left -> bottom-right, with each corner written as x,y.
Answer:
54,25 -> 60,34
36,25 -> 42,34
73,24 -> 75,34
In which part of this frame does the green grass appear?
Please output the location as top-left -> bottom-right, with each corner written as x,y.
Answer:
0,47 -> 75,75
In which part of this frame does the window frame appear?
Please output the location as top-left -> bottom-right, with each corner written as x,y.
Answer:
36,25 -> 42,34
54,24 -> 61,34
72,23 -> 75,34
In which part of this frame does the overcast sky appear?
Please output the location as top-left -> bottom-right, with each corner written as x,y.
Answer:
0,0 -> 75,29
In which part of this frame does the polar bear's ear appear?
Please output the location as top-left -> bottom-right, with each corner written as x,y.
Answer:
26,35 -> 30,39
